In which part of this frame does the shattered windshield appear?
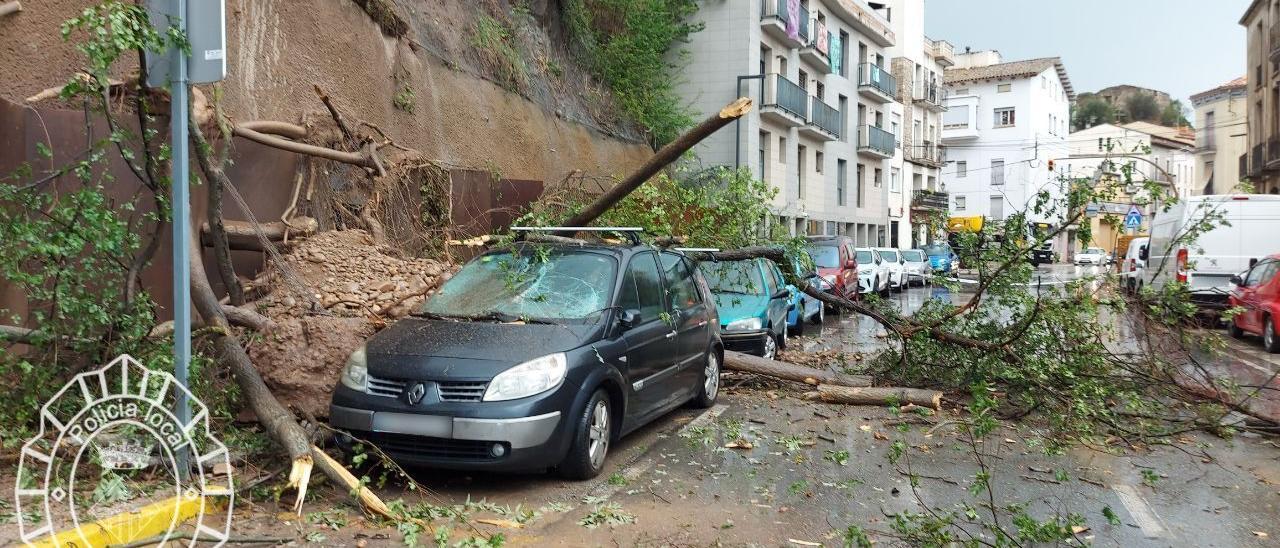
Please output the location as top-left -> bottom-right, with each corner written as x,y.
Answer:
704,260 -> 766,296
420,249 -> 617,322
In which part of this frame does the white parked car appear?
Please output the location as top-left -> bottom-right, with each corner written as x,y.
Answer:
874,247 -> 908,291
1075,247 -> 1108,266
855,247 -> 891,297
900,249 -> 929,286
1148,194 -> 1280,311
1122,237 -> 1149,294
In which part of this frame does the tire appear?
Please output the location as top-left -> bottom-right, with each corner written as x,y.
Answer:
1228,319 -> 1245,339
777,323 -> 788,349
761,332 -> 779,360
1265,317 -> 1280,354
558,389 -> 611,480
879,278 -> 890,298
790,311 -> 805,336
691,349 -> 720,408
811,302 -> 825,325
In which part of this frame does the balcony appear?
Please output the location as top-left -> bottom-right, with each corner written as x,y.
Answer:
1195,132 -> 1216,154
926,37 -> 955,67
857,124 -> 894,158
826,0 -> 894,47
914,82 -> 947,111
760,0 -> 807,49
1241,152 -> 1250,181
1270,24 -> 1280,62
908,141 -> 945,168
759,73 -> 807,127
911,189 -> 949,211
1251,144 -> 1265,178
799,96 -> 840,141
798,21 -> 830,69
857,63 -> 896,103
941,95 -> 978,141
1268,138 -> 1280,171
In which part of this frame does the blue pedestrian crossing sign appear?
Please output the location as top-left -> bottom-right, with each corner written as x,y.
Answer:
1124,205 -> 1142,229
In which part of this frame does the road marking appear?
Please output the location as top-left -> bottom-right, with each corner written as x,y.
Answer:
1112,484 -> 1168,539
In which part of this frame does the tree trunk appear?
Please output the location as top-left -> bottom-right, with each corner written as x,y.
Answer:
0,2 -> 21,18
723,350 -> 870,387
560,97 -> 752,228
200,217 -> 318,251
191,118 -> 245,305
806,384 -> 943,410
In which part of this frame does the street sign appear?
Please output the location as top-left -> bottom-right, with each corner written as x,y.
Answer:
145,0 -> 226,86
1124,205 -> 1142,230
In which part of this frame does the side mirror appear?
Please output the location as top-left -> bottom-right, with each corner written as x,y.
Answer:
1230,274 -> 1244,287
772,288 -> 790,300
619,309 -> 641,329
1138,246 -> 1148,261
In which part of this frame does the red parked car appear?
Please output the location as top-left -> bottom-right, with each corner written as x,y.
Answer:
806,236 -> 858,301
1228,253 -> 1280,353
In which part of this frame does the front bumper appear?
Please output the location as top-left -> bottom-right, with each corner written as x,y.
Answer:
857,276 -> 874,293
721,328 -> 769,355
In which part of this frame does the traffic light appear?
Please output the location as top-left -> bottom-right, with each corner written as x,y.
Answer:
1047,159 -> 1055,171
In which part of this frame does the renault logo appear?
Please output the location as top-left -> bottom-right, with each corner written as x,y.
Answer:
405,382 -> 427,405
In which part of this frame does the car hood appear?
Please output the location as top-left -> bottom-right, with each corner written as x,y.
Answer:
714,293 -> 769,324
928,255 -> 951,265
364,317 -> 597,379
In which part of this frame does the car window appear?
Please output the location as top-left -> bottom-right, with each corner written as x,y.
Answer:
704,260 -> 767,296
659,252 -> 701,311
856,250 -> 874,264
618,252 -> 665,321
1246,260 -> 1276,286
902,250 -> 925,261
877,250 -> 899,262
422,249 -> 616,321
923,243 -> 950,256
766,260 -> 784,292
809,245 -> 840,268
1085,248 -> 1105,255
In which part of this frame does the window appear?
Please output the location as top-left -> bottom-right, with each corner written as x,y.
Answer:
954,195 -> 966,210
838,31 -> 850,78
759,130 -> 770,183
994,107 -> 1016,127
991,159 -> 1005,185
816,151 -> 824,173
816,81 -> 825,100
874,168 -> 883,188
856,163 -> 865,207
619,252 -> 665,321
989,196 -> 1004,220
997,83 -> 1012,93
956,161 -> 967,177
890,167 -> 900,192
798,144 -> 807,199
799,69 -> 809,92
779,137 -> 787,164
838,95 -> 849,141
837,159 -> 847,206
659,252 -> 701,311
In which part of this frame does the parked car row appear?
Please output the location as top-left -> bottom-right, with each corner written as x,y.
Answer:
328,229 -> 961,479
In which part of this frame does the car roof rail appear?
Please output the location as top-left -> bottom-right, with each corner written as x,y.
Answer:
510,226 -> 645,245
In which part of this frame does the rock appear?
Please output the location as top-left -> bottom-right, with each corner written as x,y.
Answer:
346,282 -> 360,293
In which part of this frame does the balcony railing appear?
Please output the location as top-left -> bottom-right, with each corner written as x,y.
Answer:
911,189 -> 949,210
914,82 -> 947,108
1251,144 -> 1265,177
857,63 -> 896,97
808,96 -> 841,138
1240,152 -> 1250,180
858,124 -> 895,156
761,0 -> 809,43
761,73 -> 808,120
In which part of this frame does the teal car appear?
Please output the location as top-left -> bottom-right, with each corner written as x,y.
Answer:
702,258 -> 792,359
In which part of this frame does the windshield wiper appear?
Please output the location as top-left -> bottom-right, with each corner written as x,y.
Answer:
411,311 -> 469,321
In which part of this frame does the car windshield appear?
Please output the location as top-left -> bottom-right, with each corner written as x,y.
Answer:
902,250 -> 925,261
856,250 -> 874,263
808,245 -> 841,268
704,260 -> 766,296
877,250 -> 899,262
419,249 -> 617,322
1085,248 -> 1105,255
923,244 -> 951,256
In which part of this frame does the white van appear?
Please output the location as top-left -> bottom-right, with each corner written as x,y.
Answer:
1122,237 -> 1149,293
1147,194 -> 1280,309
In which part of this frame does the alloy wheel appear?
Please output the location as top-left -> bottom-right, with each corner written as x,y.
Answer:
703,352 -> 720,400
763,334 -> 777,359
1267,318 -> 1276,351
588,401 -> 609,469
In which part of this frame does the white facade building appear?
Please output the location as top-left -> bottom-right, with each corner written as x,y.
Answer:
674,0 -> 899,244
1190,77 -> 1248,195
884,0 -> 953,248
941,51 -> 1074,250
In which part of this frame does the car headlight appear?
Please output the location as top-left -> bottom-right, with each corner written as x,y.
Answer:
483,353 -> 567,401
725,317 -> 762,331
340,344 -> 368,391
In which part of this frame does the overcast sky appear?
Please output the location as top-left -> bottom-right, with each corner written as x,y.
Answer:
923,0 -> 1250,103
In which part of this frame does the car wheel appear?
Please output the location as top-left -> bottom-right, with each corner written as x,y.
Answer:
558,389 -> 611,480
1228,319 -> 1245,339
879,280 -> 890,298
762,332 -> 778,360
778,323 -> 788,349
1265,317 -> 1280,354
692,349 -> 720,408
790,311 -> 805,336
811,302 -> 825,325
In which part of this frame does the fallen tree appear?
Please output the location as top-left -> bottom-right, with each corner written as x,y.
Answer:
804,384 -> 943,411
724,350 -> 870,388
199,217 -> 319,251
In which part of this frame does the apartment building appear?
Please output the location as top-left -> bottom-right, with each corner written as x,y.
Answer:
674,0 -> 898,244
1240,0 -> 1280,194
1063,122 -> 1196,256
940,51 -> 1074,252
883,0 -> 952,248
1190,77 -> 1248,195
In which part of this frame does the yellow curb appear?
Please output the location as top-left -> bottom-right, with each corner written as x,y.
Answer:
29,495 -> 206,548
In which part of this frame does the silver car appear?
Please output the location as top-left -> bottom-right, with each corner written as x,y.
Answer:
901,249 -> 929,286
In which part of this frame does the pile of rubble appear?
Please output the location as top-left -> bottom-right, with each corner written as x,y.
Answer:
247,229 -> 458,418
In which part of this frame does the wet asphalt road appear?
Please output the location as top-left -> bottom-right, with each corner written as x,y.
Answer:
225,263 -> 1280,546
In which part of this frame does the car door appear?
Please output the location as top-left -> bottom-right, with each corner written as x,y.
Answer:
616,251 -> 676,418
763,260 -> 790,335
659,252 -> 711,403
1244,260 -> 1278,332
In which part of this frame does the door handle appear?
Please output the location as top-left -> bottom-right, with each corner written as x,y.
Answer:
664,331 -> 676,339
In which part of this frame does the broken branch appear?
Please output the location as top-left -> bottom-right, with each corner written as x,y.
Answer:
724,350 -> 870,388
805,385 -> 943,410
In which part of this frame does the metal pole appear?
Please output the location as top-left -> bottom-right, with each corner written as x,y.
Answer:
734,74 -> 765,169
170,0 -> 191,479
